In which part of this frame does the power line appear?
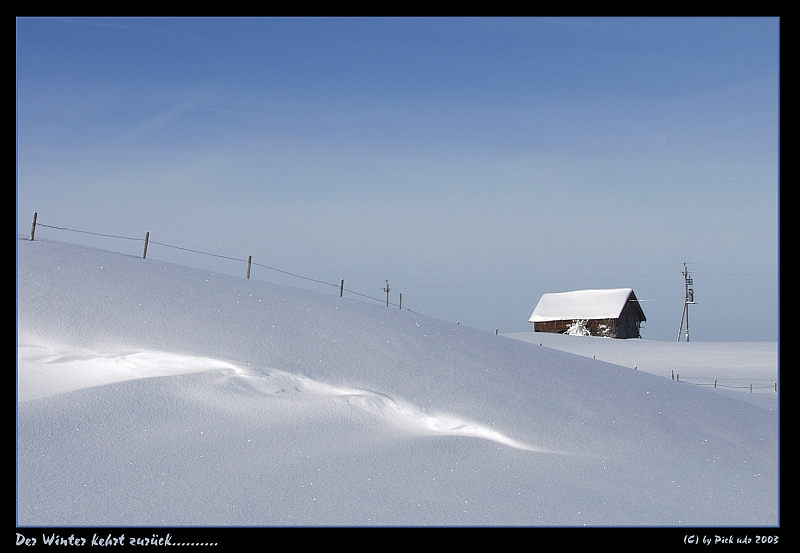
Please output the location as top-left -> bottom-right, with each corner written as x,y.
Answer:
630,297 -> 685,302
691,271 -> 777,278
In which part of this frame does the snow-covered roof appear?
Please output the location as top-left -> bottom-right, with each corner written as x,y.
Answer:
529,288 -> 638,323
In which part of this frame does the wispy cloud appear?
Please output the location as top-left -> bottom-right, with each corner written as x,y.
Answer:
104,94 -> 206,148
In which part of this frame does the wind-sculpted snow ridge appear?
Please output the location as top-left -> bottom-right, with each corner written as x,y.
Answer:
17,339 -> 241,401
18,339 -> 544,452
283,374 -> 547,452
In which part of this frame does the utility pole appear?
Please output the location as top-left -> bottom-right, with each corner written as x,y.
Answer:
384,280 -> 390,307
677,263 -> 695,342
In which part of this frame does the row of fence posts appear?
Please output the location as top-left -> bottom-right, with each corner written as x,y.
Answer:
671,369 -> 776,393
29,212 -> 408,310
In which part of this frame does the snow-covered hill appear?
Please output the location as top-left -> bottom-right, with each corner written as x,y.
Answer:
16,237 -> 778,527
504,332 -> 777,409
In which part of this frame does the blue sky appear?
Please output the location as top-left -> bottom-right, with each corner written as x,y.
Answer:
16,17 -> 779,341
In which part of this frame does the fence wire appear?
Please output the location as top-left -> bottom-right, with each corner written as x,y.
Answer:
28,217 -> 421,314
674,375 -> 777,393
35,223 -> 142,242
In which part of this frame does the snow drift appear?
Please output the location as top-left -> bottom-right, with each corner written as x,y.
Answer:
16,237 -> 778,526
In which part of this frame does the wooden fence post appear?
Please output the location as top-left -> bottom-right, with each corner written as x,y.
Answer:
399,293 -> 402,310
340,279 -> 344,297
142,231 -> 150,259
30,212 -> 38,241
247,255 -> 252,279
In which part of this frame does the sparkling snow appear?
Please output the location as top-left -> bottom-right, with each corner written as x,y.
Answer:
16,237 -> 778,527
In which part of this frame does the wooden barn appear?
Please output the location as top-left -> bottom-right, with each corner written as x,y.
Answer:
528,288 -> 646,339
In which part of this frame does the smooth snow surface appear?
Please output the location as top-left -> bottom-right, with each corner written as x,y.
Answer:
504,332 -> 778,410
16,237 -> 778,526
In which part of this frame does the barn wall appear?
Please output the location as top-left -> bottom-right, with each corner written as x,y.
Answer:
534,316 -> 642,339
533,319 -> 616,336
616,305 -> 643,339
586,319 -> 617,337
533,320 -> 571,334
